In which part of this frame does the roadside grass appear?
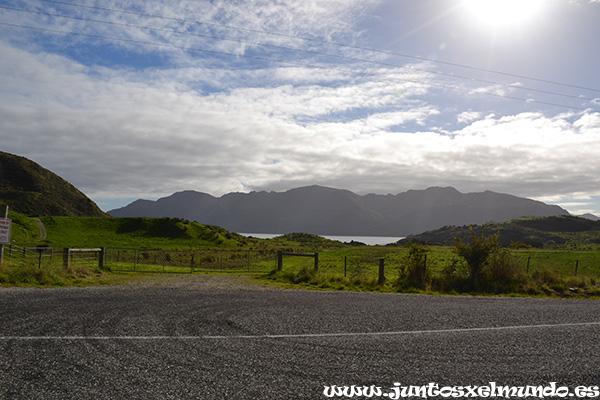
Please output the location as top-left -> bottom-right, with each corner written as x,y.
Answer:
0,257 -> 115,287
4,244 -> 600,297
262,246 -> 600,298
263,266 -> 600,298
108,261 -> 268,275
0,257 -> 265,288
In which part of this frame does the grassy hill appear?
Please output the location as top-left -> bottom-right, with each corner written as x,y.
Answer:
401,215 -> 600,248
12,213 -> 250,249
0,151 -> 105,217
6,210 -> 346,250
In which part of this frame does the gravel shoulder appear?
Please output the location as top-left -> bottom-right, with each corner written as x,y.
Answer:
109,273 -> 279,291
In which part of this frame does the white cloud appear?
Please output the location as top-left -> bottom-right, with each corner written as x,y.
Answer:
2,38 -> 600,212
457,111 -> 481,124
0,40 -> 435,199
2,0 -> 600,216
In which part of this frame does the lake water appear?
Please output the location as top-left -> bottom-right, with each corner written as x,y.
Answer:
237,233 -> 404,246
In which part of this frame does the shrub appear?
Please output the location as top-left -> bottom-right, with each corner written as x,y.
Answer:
398,243 -> 430,289
432,258 -> 470,293
454,225 -> 500,289
483,247 -> 523,293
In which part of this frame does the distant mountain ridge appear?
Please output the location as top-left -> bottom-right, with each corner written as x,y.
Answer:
579,213 -> 600,221
108,185 -> 569,236
0,151 -> 106,217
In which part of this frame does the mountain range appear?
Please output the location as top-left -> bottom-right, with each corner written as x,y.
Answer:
108,186 -> 570,236
0,150 -> 582,237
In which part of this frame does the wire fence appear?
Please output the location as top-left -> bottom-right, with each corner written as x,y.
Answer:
3,245 -> 598,280
275,249 -> 600,281
105,248 -> 279,273
2,245 -> 103,270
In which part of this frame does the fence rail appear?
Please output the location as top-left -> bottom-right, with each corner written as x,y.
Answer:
3,245 -> 598,281
105,248 -> 279,273
4,245 -> 104,270
277,251 -> 319,271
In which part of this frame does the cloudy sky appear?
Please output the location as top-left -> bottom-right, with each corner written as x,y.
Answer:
1,0 -> 600,215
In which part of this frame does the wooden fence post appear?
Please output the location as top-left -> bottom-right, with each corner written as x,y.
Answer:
99,247 -> 105,269
63,248 -> 70,269
314,252 -> 319,272
378,258 -> 385,285
0,205 -> 7,266
277,251 -> 283,271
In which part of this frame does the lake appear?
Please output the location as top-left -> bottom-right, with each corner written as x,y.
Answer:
237,233 -> 404,246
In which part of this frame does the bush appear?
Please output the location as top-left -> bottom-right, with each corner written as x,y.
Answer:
397,243 -> 430,289
482,248 -> 523,293
454,225 -> 500,289
432,258 -> 470,293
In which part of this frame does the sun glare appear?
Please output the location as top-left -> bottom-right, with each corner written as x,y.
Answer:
464,0 -> 543,28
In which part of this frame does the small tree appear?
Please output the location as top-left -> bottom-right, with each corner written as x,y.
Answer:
399,242 -> 430,289
453,225 -> 499,288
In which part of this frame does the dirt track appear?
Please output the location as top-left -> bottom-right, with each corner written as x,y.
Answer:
33,218 -> 47,241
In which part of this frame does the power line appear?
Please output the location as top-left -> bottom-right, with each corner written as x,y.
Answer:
0,21 -> 592,112
35,0 -> 600,94
1,4 -> 595,104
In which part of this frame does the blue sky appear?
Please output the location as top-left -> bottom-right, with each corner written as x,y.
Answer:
1,0 -> 600,215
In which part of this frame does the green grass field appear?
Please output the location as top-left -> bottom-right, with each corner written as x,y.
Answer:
266,245 -> 600,297
2,210 -> 599,296
276,246 -> 600,279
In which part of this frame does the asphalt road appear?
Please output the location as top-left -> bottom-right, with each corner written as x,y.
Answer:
1,279 -> 600,399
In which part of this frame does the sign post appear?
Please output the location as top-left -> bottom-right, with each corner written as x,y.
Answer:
0,205 -> 10,266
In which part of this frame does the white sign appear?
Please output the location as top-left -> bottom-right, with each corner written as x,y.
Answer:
0,218 -> 11,244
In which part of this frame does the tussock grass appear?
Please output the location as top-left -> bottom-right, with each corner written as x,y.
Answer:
0,258 -> 112,287
265,267 -> 386,292
264,266 -> 600,297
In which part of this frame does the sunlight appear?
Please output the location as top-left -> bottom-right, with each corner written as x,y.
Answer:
464,0 -> 543,28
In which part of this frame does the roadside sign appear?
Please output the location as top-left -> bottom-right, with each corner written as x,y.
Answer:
0,218 -> 11,244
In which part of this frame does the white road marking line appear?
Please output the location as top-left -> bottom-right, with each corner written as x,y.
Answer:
1,321 -> 599,340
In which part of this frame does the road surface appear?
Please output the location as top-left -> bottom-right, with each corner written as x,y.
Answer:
1,277 -> 599,399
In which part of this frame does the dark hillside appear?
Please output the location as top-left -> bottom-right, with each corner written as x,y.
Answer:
513,215 -> 600,232
0,151 -> 106,217
400,216 -> 600,248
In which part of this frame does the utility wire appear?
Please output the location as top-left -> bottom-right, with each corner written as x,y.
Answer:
0,21 -> 592,112
35,0 -> 600,94
1,4 -> 595,103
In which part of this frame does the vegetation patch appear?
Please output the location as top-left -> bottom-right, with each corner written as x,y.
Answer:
263,227 -> 600,298
0,258 -> 113,287
3,211 -> 600,296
